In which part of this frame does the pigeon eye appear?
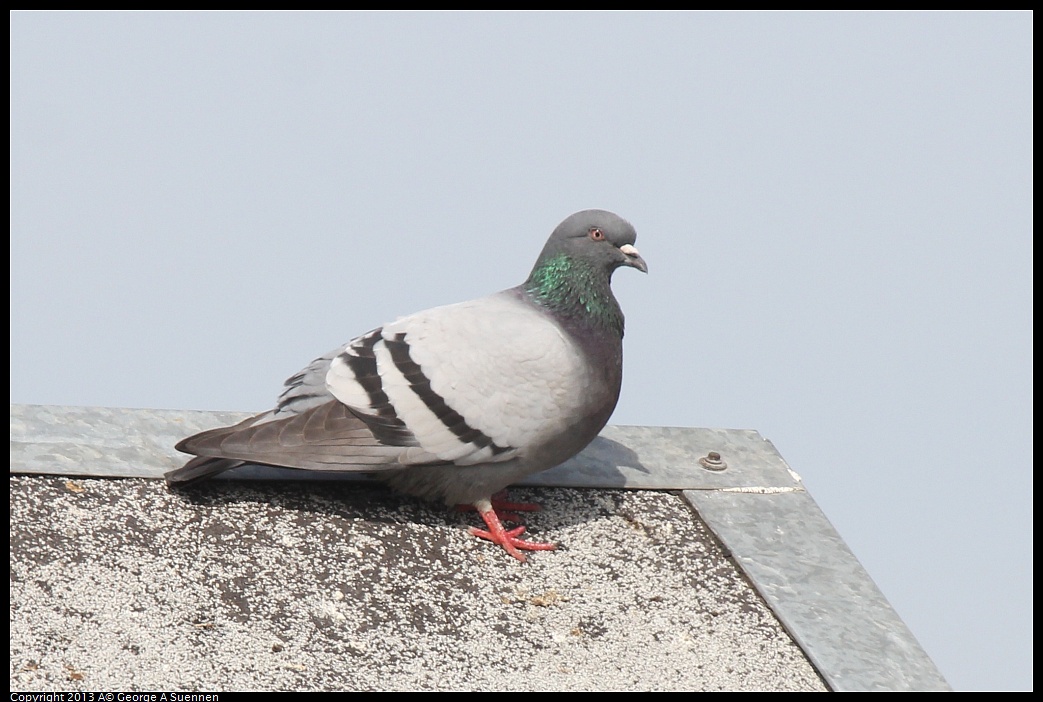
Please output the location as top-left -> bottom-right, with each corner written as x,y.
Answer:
589,228 -> 605,241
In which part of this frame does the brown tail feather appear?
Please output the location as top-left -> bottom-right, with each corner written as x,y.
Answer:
165,456 -> 246,485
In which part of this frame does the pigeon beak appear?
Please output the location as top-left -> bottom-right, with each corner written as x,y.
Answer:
619,244 -> 648,273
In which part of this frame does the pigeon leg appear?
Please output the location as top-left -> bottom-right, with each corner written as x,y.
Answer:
468,498 -> 556,562
455,490 -> 542,523
489,490 -> 542,514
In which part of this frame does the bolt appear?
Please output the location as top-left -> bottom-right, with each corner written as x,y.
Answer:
700,451 -> 727,471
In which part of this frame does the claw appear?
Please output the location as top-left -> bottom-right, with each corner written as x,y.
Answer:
469,497 -> 556,562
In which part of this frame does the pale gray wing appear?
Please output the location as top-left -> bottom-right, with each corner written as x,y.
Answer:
327,291 -> 594,467
174,292 -> 593,480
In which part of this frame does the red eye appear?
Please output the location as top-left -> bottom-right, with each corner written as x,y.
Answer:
589,227 -> 605,241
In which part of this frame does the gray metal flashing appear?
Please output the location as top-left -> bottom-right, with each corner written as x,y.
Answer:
685,488 -> 950,691
9,404 -> 951,690
10,404 -> 801,490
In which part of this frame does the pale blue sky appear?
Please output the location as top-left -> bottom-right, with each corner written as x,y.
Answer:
10,11 -> 1032,691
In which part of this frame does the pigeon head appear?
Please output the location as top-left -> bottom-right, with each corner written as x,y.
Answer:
534,209 -> 648,276
524,210 -> 646,336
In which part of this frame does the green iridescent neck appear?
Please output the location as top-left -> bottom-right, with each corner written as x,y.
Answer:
524,253 -> 624,335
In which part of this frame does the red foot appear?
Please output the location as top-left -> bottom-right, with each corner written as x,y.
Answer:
468,498 -> 556,562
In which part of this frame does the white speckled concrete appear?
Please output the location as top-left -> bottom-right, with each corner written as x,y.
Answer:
10,477 -> 826,692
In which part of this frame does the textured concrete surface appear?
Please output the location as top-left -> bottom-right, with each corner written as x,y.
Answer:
10,476 -> 827,691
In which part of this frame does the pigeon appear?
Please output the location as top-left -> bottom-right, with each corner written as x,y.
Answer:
167,209 -> 647,561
